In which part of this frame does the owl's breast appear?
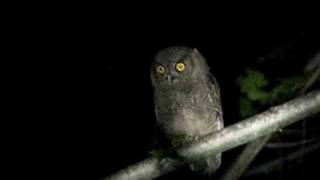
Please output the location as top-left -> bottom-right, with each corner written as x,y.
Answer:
155,86 -> 218,137
168,106 -> 214,137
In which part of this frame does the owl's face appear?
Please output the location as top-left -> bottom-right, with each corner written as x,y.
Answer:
151,47 -> 209,88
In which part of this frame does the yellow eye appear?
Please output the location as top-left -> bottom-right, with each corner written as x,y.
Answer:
176,63 -> 186,72
156,65 -> 165,74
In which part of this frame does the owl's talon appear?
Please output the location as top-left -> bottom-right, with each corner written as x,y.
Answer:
187,135 -> 195,142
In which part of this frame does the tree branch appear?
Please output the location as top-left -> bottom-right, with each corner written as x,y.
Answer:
244,141 -> 320,177
265,138 -> 317,148
221,63 -> 320,180
105,90 -> 320,180
220,135 -> 272,180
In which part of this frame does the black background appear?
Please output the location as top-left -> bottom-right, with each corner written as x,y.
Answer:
21,9 -> 319,180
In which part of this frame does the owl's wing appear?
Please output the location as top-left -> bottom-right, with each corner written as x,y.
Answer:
151,104 -> 172,149
202,75 -> 224,174
208,74 -> 224,129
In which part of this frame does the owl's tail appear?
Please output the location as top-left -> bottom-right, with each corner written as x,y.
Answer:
190,153 -> 221,178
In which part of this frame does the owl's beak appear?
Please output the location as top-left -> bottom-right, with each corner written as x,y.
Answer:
164,75 -> 173,84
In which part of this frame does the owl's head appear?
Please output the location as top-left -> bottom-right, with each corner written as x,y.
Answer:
151,46 -> 209,88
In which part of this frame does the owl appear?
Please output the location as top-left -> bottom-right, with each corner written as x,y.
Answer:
150,46 -> 224,176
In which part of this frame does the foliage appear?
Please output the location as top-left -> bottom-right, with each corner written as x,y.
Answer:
238,68 -> 310,118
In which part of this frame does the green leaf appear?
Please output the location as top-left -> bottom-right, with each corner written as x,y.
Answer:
239,97 -> 256,118
238,69 -> 268,94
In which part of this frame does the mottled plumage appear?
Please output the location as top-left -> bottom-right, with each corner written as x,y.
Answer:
150,46 -> 224,175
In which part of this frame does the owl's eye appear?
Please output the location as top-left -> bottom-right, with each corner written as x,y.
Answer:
156,65 -> 166,74
175,62 -> 186,72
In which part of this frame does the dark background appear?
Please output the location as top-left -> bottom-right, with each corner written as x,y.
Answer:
25,12 -> 319,179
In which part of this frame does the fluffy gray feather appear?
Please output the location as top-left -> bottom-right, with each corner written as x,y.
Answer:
151,46 -> 224,175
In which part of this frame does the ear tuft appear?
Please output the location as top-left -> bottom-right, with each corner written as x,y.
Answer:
193,48 -> 200,55
192,48 -> 200,60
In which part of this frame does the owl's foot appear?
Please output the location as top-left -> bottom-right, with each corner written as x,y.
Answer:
185,134 -> 199,142
172,134 -> 199,147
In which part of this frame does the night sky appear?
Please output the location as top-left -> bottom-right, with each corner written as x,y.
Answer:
38,14 -> 319,180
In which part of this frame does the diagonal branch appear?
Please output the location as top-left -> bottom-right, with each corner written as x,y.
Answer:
245,141 -> 320,176
105,90 -> 320,180
221,65 -> 320,180
220,135 -> 272,180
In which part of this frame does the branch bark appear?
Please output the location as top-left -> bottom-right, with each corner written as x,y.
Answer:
105,90 -> 320,180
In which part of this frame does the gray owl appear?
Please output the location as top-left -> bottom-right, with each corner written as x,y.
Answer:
151,46 -> 224,176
